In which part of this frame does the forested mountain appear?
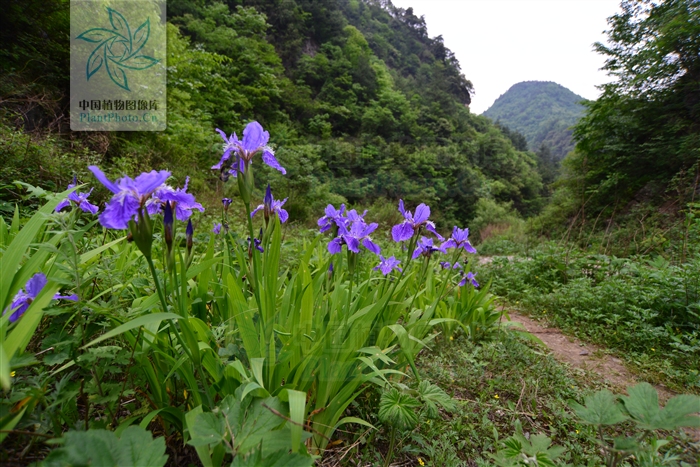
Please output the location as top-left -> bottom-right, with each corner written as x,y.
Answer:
1,0 -> 547,227
483,81 -> 585,160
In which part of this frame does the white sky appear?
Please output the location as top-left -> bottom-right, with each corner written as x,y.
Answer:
388,0 -> 621,114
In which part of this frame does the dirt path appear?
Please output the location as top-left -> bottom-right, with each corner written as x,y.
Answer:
503,310 -> 675,399
503,310 -> 700,441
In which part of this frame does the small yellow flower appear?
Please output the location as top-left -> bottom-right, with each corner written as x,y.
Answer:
651,348 -> 655,351
449,336 -> 454,341
494,394 -> 499,399
10,371 -> 16,377
576,429 -> 580,434
418,457 -> 425,466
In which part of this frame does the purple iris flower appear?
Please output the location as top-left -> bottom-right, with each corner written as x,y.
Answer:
251,184 -> 289,223
459,271 -> 479,288
222,198 -> 232,210
212,223 -> 222,234
441,227 -> 477,254
3,273 -> 78,323
318,204 -> 346,233
374,255 -> 402,275
391,200 -> 444,242
147,177 -> 204,221
328,219 -> 381,255
212,122 -> 286,179
412,236 -> 448,259
89,166 -> 170,230
55,177 -> 99,215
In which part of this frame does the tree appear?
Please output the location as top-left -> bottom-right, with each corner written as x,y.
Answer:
572,0 -> 700,208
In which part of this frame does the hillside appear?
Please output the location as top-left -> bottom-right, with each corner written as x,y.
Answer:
1,0 -> 548,226
483,81 -> 585,160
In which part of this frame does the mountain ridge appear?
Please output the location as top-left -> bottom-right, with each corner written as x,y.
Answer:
483,81 -> 586,160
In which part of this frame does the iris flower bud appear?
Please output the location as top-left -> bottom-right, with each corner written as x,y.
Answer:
163,201 -> 174,251
186,219 -> 193,254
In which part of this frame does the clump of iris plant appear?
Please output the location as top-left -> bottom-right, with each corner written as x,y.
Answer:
392,200 -> 444,242
3,273 -> 77,323
212,121 -> 286,181
251,184 -> 288,223
55,176 -> 99,215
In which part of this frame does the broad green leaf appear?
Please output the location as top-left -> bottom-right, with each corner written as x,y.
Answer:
621,383 -> 700,430
186,406 -> 213,467
188,413 -> 225,447
378,387 -> 420,431
571,389 -> 628,426
40,426 -> 167,467
235,397 -> 287,455
116,426 -> 169,467
417,380 -> 456,418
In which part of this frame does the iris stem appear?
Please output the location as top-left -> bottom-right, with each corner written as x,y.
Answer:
146,256 -> 213,408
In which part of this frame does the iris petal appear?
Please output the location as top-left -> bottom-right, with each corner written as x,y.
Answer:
413,204 -> 430,224
99,192 -> 140,230
25,273 -> 48,297
262,150 -> 286,174
328,238 -> 343,255
391,222 -> 414,242
88,166 -> 120,193
133,170 -> 171,195
242,121 -> 269,152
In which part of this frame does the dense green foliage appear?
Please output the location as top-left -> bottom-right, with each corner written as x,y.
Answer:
570,0 -> 700,217
1,0 -> 547,227
483,81 -> 585,161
